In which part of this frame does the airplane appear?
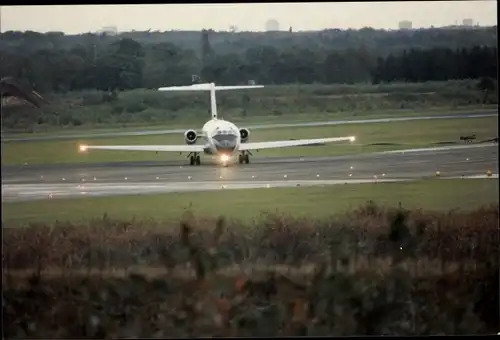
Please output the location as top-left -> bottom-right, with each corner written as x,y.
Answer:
78,83 -> 356,166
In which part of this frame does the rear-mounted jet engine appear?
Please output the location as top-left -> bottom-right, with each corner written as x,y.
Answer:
184,129 -> 197,144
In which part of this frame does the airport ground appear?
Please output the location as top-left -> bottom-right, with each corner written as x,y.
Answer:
2,142 -> 498,224
2,107 -> 498,224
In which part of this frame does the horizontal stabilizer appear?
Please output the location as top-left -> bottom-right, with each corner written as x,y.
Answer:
158,83 -> 264,92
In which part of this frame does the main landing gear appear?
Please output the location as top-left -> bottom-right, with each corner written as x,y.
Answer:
188,152 -> 201,166
238,151 -> 250,164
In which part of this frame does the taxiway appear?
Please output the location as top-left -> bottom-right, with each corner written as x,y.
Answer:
1,110 -> 496,142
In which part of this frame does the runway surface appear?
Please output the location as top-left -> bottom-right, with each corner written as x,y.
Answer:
2,110 -> 497,142
2,143 -> 498,202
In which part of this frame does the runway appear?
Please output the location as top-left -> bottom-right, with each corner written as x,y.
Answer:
2,143 -> 497,202
1,110 -> 497,142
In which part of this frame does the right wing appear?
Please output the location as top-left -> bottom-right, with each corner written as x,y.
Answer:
239,136 -> 356,151
79,144 -> 205,153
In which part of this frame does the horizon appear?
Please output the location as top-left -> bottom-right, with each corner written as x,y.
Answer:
1,2 -> 497,34
0,23 -> 497,35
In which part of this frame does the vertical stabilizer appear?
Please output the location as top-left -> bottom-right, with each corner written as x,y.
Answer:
209,82 -> 217,120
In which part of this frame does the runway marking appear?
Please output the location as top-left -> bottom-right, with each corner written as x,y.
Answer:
447,174 -> 499,179
2,174 -> 498,203
2,178 -> 412,202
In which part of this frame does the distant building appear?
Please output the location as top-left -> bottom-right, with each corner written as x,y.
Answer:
265,19 -> 280,31
97,26 -> 118,36
462,18 -> 474,27
398,20 -> 412,30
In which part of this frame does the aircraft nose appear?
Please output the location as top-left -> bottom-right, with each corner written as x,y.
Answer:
213,134 -> 238,150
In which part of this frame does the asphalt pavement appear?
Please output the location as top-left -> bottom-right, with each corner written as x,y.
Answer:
2,143 -> 497,202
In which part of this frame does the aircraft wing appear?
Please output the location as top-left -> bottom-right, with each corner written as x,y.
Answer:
79,144 -> 205,153
239,136 -> 356,151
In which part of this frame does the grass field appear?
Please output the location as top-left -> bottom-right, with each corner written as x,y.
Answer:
2,79 -> 496,134
2,116 -> 497,166
3,178 -> 498,225
3,106 -> 495,138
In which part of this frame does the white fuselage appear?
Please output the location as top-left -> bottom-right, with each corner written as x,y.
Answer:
200,119 -> 241,156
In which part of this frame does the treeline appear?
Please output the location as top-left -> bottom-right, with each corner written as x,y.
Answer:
0,36 -> 497,94
372,46 -> 498,83
0,26 -> 496,56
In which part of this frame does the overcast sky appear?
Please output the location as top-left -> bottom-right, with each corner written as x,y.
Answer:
0,1 -> 497,33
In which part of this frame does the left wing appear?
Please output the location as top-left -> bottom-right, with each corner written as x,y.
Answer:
239,136 -> 355,151
79,144 -> 205,153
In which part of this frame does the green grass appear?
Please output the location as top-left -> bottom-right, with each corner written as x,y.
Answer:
2,79 -> 496,134
3,178 -> 498,225
2,116 -> 497,166
3,105 -> 495,138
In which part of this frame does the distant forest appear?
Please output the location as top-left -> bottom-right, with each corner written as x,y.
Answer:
0,26 -> 497,93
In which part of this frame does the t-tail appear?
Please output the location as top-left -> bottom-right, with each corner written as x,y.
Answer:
158,82 -> 264,120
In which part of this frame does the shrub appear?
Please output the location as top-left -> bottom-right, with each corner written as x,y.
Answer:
2,204 -> 498,337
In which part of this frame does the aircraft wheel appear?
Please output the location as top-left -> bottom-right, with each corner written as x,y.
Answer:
195,155 -> 201,165
189,156 -> 195,166
244,154 -> 250,164
238,154 -> 243,164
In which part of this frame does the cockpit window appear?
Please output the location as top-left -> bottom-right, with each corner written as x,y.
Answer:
215,128 -> 236,136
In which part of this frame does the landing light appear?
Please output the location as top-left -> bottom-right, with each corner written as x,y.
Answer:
349,136 -> 356,142
220,154 -> 230,163
79,144 -> 88,152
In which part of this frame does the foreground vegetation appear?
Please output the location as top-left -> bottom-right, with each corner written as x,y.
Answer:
3,202 -> 498,336
2,115 -> 496,166
3,179 -> 498,225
